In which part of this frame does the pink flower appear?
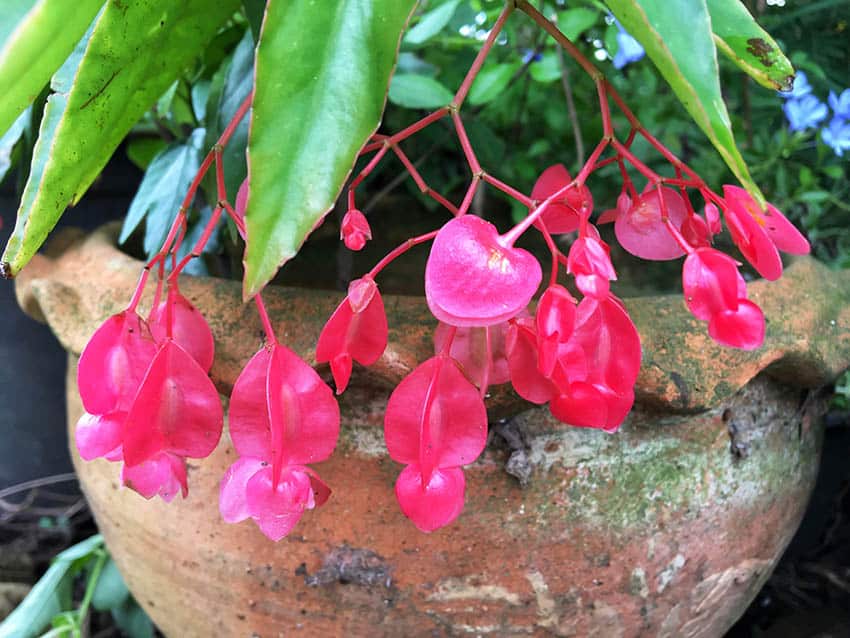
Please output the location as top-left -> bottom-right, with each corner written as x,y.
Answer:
316,276 -> 387,394
722,185 -> 810,281
614,187 -> 688,260
384,355 -> 487,532
566,232 -> 617,299
433,321 -> 511,391
682,247 -> 765,350
425,215 -> 541,327
221,343 -> 339,541
529,164 -> 593,234
341,209 -> 372,251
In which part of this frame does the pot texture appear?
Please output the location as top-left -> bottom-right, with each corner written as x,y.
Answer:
17,226 -> 850,637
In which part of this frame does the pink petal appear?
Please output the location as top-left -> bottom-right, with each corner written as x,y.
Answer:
395,464 -> 466,532
75,411 -> 126,461
723,185 -> 809,255
705,203 -> 721,235
614,188 -> 688,260
219,456 -> 267,523
121,452 -> 187,502
529,164 -> 593,234
245,465 -> 315,517
149,290 -> 215,372
425,216 -> 542,327
77,311 -> 157,415
567,236 -> 617,299
384,356 -> 487,473
255,514 -> 305,542
315,277 -> 387,394
341,209 -> 372,251
433,322 -> 511,389
266,344 -> 340,468
681,214 -> 711,247
682,248 -> 741,321
506,319 -> 556,404
708,299 -> 765,350
535,285 -> 576,342
723,203 -> 783,281
550,383 -> 633,432
570,296 -> 641,394
228,348 -> 274,461
122,340 -> 223,467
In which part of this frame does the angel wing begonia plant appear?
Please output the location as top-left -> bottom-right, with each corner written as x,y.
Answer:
0,0 -> 806,539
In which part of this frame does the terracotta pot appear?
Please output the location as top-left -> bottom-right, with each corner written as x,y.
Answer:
16,225 -> 850,637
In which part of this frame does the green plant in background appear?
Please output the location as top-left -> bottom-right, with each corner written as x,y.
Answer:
0,535 -> 153,638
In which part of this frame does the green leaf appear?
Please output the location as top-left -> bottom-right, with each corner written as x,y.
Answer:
558,7 -> 599,41
91,558 -> 130,612
111,598 -> 154,638
125,137 -> 168,171
244,0 -> 417,296
0,535 -> 102,638
404,0 -> 461,46
606,0 -> 765,205
1,0 -> 240,277
0,0 -> 102,138
205,28 -> 253,201
119,128 -> 206,255
388,73 -> 454,109
468,62 -> 519,106
707,0 -> 794,91
0,106 -> 28,183
529,52 -> 562,84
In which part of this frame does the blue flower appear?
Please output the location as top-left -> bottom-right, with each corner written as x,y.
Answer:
612,21 -> 644,69
821,118 -> 850,157
828,89 -> 850,119
779,71 -> 812,99
522,49 -> 542,64
783,95 -> 828,132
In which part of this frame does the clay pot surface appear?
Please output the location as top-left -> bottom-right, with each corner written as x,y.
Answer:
17,226 -> 850,637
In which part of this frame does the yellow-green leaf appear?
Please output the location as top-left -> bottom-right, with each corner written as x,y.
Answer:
0,0 -> 102,138
1,0 -> 240,278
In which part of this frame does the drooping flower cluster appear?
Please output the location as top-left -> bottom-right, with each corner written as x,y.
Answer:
74,3 -> 810,541
76,288 -> 222,501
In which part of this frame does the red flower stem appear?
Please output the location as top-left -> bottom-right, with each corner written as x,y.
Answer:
391,144 -> 459,216
451,110 -> 481,175
253,294 -> 278,346
611,139 -> 660,183
500,178 -> 577,247
592,157 -> 618,171
150,261 -> 165,320
222,200 -> 247,239
348,144 -> 390,211
596,80 -> 614,137
457,176 -> 480,216
167,206 -> 224,283
388,107 -> 449,146
437,325 -> 457,356
517,1 -> 601,79
537,223 -> 562,286
368,230 -> 439,279
483,172 -> 533,207
575,139 -> 610,184
452,3 -> 514,109
654,184 -> 694,253
142,92 -> 254,275
127,269 -> 151,312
